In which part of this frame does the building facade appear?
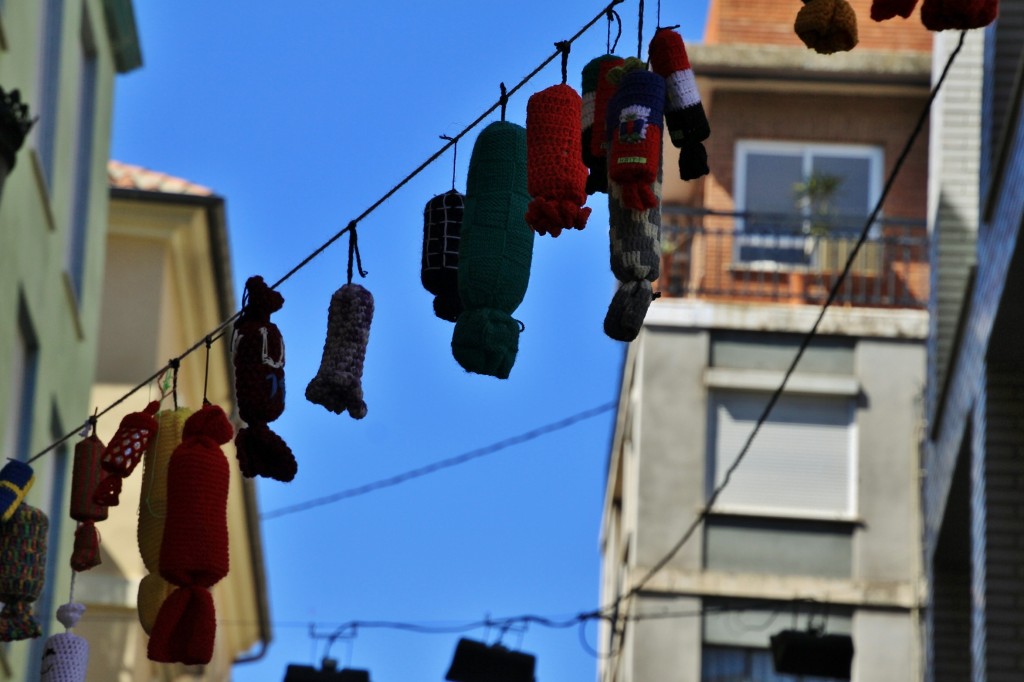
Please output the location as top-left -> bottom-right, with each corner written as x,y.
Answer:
0,1 -> 140,678
922,2 -> 1024,681
600,1 -> 935,680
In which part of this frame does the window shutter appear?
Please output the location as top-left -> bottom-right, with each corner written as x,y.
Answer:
711,392 -> 854,517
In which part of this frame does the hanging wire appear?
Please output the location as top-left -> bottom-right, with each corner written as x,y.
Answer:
440,135 -> 458,190
657,0 -> 661,28
499,82 -> 508,121
261,401 -> 616,520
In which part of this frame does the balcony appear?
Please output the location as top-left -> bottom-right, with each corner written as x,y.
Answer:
658,206 -> 929,309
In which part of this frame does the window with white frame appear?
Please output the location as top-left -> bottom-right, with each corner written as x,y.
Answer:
733,141 -> 883,266
708,391 -> 856,520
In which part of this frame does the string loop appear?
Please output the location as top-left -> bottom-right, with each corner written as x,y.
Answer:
637,0 -> 645,59
555,41 -> 571,85
499,83 -> 508,121
606,9 -> 622,53
440,135 -> 458,190
346,221 -> 368,284
202,335 -> 213,405
168,358 -> 180,409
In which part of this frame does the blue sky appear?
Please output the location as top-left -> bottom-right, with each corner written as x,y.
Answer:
111,2 -> 707,680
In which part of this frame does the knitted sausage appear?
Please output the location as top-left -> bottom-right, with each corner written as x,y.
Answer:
581,54 -> 624,195
525,83 -> 592,237
452,121 -> 535,379
795,0 -> 859,54
606,66 -> 665,211
233,275 -> 296,482
649,28 -> 710,181
604,164 -> 663,342
137,408 -> 190,633
305,283 -> 374,419
92,400 -> 160,507
0,459 -> 34,522
148,404 -> 233,665
40,603 -> 89,682
0,503 -> 48,641
920,0 -> 997,29
870,0 -> 918,20
69,434 -> 108,572
422,190 -> 465,322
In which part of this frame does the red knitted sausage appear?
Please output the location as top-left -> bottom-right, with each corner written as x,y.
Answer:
92,401 -> 160,507
70,434 -> 108,572
526,84 -> 592,237
147,404 -> 233,665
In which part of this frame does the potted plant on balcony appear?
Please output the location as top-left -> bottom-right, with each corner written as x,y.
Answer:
0,86 -> 36,197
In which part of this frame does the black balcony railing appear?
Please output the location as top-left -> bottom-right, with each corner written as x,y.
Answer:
658,206 -> 929,309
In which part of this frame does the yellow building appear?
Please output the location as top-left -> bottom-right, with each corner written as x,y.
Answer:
73,161 -> 270,681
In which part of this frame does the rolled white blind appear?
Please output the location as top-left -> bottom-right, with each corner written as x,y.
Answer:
710,391 -> 854,517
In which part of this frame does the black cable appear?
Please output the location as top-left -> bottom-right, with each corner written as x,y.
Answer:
25,0 -> 627,465
261,402 -> 617,521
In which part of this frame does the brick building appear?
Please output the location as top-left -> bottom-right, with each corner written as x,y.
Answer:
599,1 -> 937,680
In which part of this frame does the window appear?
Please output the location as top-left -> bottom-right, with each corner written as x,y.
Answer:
734,141 -> 882,266
34,0 -> 65,188
708,391 -> 856,520
3,299 -> 39,460
703,645 -> 833,682
65,7 -> 98,297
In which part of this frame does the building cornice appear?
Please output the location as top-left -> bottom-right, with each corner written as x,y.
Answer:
689,43 -> 931,89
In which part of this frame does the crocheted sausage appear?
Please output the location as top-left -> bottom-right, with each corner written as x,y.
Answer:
525,83 -> 592,237
69,434 -> 108,572
649,28 -> 710,181
0,459 -> 34,522
137,408 -> 190,633
148,404 -> 233,665
921,0 -> 997,29
581,54 -> 624,195
870,0 -> 918,20
233,275 -> 296,482
604,164 -> 663,342
40,603 -> 89,682
794,0 -> 859,54
306,283 -> 374,419
422,190 -> 465,322
606,67 -> 665,211
0,503 -> 48,641
92,400 -> 160,507
452,121 -> 535,379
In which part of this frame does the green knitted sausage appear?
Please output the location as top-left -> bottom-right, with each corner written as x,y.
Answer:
452,121 -> 535,378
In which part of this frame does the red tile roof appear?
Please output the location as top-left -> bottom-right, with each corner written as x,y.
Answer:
108,160 -> 214,196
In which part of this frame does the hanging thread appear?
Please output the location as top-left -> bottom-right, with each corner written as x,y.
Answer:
556,41 -> 571,85
637,0 -> 645,58
606,9 -> 622,53
657,0 -> 661,27
440,135 -> 458,190
499,83 -> 508,121
346,222 -> 368,285
202,336 -> 212,405
168,358 -> 180,409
